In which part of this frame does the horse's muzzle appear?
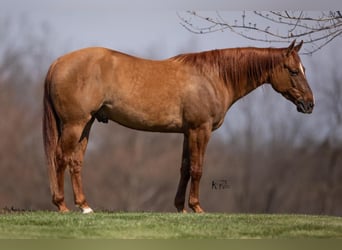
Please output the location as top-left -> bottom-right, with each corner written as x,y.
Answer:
296,100 -> 314,114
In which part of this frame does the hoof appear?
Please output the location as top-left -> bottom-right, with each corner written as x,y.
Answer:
81,207 -> 94,214
58,206 -> 70,213
177,208 -> 188,214
59,209 -> 70,213
190,204 -> 205,213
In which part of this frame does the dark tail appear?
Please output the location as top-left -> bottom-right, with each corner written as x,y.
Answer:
42,66 -> 59,199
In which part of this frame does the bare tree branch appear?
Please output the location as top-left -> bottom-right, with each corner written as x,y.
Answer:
178,11 -> 342,55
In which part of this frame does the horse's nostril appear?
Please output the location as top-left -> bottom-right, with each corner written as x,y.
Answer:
296,100 -> 314,113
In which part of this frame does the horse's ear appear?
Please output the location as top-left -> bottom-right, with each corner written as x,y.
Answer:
294,40 -> 304,52
286,40 -> 296,56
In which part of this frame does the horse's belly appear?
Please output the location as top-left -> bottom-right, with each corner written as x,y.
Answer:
100,103 -> 183,132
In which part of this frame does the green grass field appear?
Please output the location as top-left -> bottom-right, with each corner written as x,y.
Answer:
0,211 -> 341,239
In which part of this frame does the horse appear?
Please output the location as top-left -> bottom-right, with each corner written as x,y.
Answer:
43,40 -> 314,213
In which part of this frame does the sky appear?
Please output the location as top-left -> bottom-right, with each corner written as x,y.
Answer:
1,0 -> 340,60
0,3 -> 245,58
1,1 -> 339,82
1,0 -> 341,142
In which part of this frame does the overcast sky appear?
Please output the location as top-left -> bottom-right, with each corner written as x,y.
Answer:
1,1 -> 340,85
1,0 -> 340,59
0,2 -> 246,58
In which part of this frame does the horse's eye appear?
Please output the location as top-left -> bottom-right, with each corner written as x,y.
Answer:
288,69 -> 299,76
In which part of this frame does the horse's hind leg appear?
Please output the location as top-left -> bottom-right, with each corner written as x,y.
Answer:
58,118 -> 94,213
53,157 -> 69,212
174,135 -> 190,213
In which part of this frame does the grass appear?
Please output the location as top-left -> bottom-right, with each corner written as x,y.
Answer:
0,211 -> 341,239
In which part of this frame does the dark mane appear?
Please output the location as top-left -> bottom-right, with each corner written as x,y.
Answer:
173,47 -> 284,93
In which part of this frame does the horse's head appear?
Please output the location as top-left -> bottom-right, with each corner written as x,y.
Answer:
270,40 -> 314,114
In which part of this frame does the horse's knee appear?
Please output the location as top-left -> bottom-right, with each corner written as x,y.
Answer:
57,148 -> 83,171
68,159 -> 83,174
190,169 -> 202,180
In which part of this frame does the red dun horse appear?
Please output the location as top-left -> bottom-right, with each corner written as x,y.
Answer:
43,40 -> 314,213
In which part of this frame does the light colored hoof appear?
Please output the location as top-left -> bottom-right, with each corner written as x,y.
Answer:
82,207 -> 94,214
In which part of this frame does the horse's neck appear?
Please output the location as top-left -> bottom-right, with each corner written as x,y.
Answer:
232,77 -> 266,102
220,48 -> 275,102
174,47 -> 277,103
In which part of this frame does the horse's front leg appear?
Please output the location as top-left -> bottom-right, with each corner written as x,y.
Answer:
187,123 -> 211,213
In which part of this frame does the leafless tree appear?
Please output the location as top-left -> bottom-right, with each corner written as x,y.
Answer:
178,11 -> 342,55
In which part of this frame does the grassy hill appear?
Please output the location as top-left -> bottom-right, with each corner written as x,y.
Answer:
0,211 -> 341,239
